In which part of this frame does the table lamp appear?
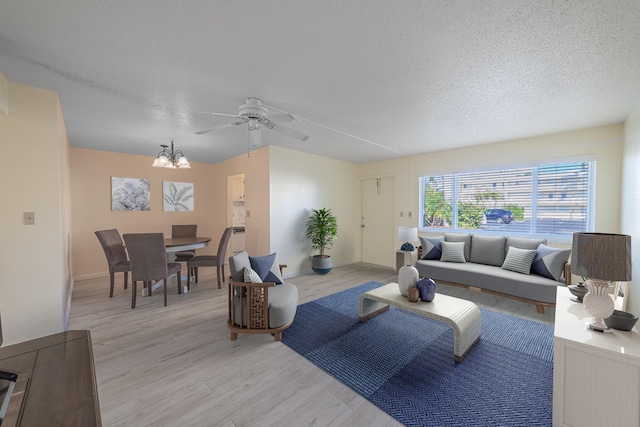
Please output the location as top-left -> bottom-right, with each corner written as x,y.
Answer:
571,232 -> 632,332
398,226 -> 418,251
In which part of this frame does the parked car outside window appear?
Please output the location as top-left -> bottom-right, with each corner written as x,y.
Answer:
484,209 -> 514,224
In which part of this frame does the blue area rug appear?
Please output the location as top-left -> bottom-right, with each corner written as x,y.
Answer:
282,281 -> 553,427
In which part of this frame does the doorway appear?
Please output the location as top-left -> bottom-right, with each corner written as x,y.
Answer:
227,174 -> 245,254
361,176 -> 395,267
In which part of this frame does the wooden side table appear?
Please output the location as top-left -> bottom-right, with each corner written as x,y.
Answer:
395,249 -> 417,272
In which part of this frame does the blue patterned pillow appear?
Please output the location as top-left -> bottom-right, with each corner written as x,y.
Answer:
420,236 -> 444,260
249,253 -> 283,284
531,244 -> 571,281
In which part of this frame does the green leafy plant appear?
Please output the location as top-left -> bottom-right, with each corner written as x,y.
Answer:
305,208 -> 339,257
457,202 -> 485,229
423,177 -> 452,227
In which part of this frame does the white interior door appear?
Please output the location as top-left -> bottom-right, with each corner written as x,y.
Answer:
361,176 -> 395,267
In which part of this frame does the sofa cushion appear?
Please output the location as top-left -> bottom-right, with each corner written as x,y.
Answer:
470,235 -> 506,266
229,251 -> 251,282
531,243 -> 571,281
440,241 -> 467,263
506,236 -> 547,251
501,246 -> 537,275
415,259 -> 559,304
249,253 -> 283,284
444,233 -> 471,261
420,236 -> 444,260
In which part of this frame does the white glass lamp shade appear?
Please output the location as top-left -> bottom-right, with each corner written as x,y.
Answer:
398,226 -> 418,251
152,155 -> 167,167
176,156 -> 191,168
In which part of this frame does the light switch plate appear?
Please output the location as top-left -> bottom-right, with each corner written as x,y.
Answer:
24,212 -> 36,225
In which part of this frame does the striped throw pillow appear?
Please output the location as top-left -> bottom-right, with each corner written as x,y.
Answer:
501,247 -> 537,275
243,266 -> 263,283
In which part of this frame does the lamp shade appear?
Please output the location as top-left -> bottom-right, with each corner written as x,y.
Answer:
571,232 -> 632,281
398,226 -> 418,243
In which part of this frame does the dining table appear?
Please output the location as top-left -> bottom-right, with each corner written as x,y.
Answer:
140,236 -> 212,296
164,236 -> 211,262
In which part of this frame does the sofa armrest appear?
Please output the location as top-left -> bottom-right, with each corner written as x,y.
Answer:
228,280 -> 276,329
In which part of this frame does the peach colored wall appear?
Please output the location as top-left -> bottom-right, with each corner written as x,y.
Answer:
71,147 -> 219,278
0,81 -> 71,346
70,145 -> 273,279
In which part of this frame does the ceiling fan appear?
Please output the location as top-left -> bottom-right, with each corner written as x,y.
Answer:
195,97 -> 310,147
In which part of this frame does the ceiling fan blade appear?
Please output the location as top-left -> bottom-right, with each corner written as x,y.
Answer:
270,123 -> 310,141
265,113 -> 297,123
249,127 -> 262,147
197,111 -> 242,119
194,118 -> 248,135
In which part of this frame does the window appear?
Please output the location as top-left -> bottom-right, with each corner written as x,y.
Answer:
419,161 -> 595,240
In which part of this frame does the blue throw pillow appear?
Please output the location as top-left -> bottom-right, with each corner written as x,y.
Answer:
531,244 -> 571,281
249,253 -> 283,284
420,236 -> 444,260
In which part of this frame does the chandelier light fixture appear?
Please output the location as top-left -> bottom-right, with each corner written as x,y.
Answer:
151,140 -> 191,169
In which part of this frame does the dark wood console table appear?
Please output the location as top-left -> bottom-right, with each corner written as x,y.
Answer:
0,330 -> 101,426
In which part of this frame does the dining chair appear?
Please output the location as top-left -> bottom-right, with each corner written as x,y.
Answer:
172,224 -> 198,262
122,233 -> 182,308
95,229 -> 130,298
187,227 -> 233,290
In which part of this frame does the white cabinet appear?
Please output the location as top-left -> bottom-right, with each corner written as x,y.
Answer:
553,287 -> 640,427
231,176 -> 244,200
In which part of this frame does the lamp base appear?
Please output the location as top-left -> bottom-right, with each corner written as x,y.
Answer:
583,278 -> 615,333
400,242 -> 415,251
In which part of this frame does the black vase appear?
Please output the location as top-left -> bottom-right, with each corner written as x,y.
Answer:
417,277 -> 436,302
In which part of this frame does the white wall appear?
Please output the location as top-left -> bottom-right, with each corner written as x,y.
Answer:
358,124 -> 625,270
0,79 -> 72,346
269,146 -> 360,275
622,103 -> 640,315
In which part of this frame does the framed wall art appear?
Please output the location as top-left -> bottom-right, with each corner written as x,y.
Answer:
163,181 -> 194,211
111,177 -> 151,211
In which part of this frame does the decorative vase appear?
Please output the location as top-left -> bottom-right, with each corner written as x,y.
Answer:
583,279 -> 614,331
398,265 -> 419,296
417,277 -> 436,302
407,287 -> 420,302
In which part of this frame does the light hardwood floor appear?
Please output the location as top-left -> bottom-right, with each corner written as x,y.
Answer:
69,262 -> 554,426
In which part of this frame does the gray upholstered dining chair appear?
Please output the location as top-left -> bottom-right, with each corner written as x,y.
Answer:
186,227 -> 233,290
122,233 -> 182,308
95,229 -> 130,298
172,224 -> 198,262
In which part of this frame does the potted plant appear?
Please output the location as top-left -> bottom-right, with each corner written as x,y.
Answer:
305,208 -> 339,274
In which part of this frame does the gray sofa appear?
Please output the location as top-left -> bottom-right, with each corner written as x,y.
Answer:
416,233 -> 571,313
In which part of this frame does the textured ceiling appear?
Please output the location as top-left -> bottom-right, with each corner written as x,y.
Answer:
1,1 -> 639,165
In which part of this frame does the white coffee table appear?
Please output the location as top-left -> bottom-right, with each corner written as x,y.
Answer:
359,282 -> 482,362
